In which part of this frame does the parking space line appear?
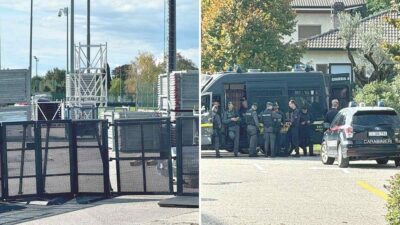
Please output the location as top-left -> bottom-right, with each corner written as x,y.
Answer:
341,169 -> 350,174
357,181 -> 388,201
253,163 -> 265,171
310,167 -> 351,174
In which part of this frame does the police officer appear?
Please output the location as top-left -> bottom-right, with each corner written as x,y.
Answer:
223,101 -> 241,157
288,100 -> 300,157
260,102 -> 275,157
273,103 -> 285,155
238,96 -> 249,152
325,99 -> 339,124
245,103 -> 260,157
299,105 -> 314,156
211,105 -> 222,158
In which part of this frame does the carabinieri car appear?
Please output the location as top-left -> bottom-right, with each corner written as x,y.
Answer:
321,106 -> 400,168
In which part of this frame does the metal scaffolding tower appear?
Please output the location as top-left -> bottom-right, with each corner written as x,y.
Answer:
66,43 -> 108,119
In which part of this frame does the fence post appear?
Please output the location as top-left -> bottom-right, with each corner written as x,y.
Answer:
34,122 -> 44,196
1,124 -> 8,199
114,121 -> 121,193
102,121 -> 110,197
167,118 -> 173,194
176,117 -> 183,195
0,123 -> 3,200
70,121 -> 78,195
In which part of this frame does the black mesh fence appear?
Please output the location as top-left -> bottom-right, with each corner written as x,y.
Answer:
113,118 -> 173,194
0,120 -> 110,200
39,121 -> 72,195
73,120 -> 110,194
176,116 -> 199,196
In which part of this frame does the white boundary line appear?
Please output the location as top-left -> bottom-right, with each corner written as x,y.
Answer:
310,167 -> 350,174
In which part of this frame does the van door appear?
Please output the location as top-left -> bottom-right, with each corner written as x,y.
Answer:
201,92 -> 213,146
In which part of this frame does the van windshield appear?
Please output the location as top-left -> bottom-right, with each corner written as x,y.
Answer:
352,111 -> 400,127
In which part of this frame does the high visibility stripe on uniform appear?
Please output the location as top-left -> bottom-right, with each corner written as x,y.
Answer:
201,123 -> 213,128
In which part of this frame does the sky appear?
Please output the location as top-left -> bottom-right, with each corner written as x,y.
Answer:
0,0 -> 199,75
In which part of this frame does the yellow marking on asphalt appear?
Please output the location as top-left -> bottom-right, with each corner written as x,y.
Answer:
357,180 -> 388,201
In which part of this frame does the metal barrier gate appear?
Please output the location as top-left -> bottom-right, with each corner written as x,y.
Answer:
176,116 -> 199,196
0,120 -> 110,200
0,117 -> 199,200
112,118 -> 173,194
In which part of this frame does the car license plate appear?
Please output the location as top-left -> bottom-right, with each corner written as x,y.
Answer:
368,131 -> 387,137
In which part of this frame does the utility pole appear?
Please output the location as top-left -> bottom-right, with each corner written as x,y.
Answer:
166,0 -> 176,116
29,0 -> 33,98
0,20 -> 2,70
70,0 -> 74,75
87,0 -> 90,69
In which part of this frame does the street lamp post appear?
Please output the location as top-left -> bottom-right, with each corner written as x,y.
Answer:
33,56 -> 39,76
58,7 -> 69,74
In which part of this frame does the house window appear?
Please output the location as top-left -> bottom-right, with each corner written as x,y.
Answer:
298,25 -> 321,40
316,64 -> 328,74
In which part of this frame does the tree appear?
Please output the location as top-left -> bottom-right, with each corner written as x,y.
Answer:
158,52 -> 198,71
383,2 -> 400,65
366,0 -> 393,15
109,78 -> 124,96
201,0 -> 304,73
338,12 -> 394,87
123,52 -> 163,96
31,76 -> 43,93
122,52 -> 197,96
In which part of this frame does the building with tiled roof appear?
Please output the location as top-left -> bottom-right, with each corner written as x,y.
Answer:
285,0 -> 366,43
291,0 -> 365,9
299,10 -> 400,82
305,10 -> 400,49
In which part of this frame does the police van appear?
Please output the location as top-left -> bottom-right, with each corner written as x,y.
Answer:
201,70 -> 344,153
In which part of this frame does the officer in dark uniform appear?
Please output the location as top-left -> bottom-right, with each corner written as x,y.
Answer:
273,103 -> 285,155
288,100 -> 300,157
260,102 -> 275,157
325,99 -> 339,124
211,105 -> 222,158
245,103 -> 260,157
222,101 -> 241,157
299,105 -> 314,156
238,96 -> 249,152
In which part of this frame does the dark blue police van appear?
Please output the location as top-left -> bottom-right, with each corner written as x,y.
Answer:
201,71 -> 348,154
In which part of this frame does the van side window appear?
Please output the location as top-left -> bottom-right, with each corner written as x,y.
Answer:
288,88 -> 322,119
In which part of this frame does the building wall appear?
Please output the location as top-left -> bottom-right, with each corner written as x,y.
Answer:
284,12 -> 334,43
302,50 -> 350,66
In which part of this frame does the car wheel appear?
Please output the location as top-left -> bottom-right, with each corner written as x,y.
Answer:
337,144 -> 349,168
376,159 -> 389,165
321,142 -> 334,165
395,159 -> 400,167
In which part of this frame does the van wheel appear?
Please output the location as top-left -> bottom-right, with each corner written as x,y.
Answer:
337,145 -> 349,168
376,159 -> 389,165
321,142 -> 334,165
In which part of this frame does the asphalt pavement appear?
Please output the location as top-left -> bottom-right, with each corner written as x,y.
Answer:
201,150 -> 398,225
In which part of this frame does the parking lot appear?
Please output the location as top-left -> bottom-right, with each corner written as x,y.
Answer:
201,150 -> 397,225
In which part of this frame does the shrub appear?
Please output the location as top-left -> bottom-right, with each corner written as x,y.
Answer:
386,173 -> 400,225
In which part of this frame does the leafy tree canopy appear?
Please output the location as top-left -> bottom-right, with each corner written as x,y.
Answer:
202,0 -> 304,73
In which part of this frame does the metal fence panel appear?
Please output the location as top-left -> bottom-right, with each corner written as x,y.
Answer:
38,121 -> 72,195
176,116 -> 199,196
0,120 -> 110,200
114,118 -> 172,194
2,121 -> 37,199
73,120 -> 110,195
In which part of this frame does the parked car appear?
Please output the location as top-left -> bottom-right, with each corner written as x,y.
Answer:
321,106 -> 400,168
